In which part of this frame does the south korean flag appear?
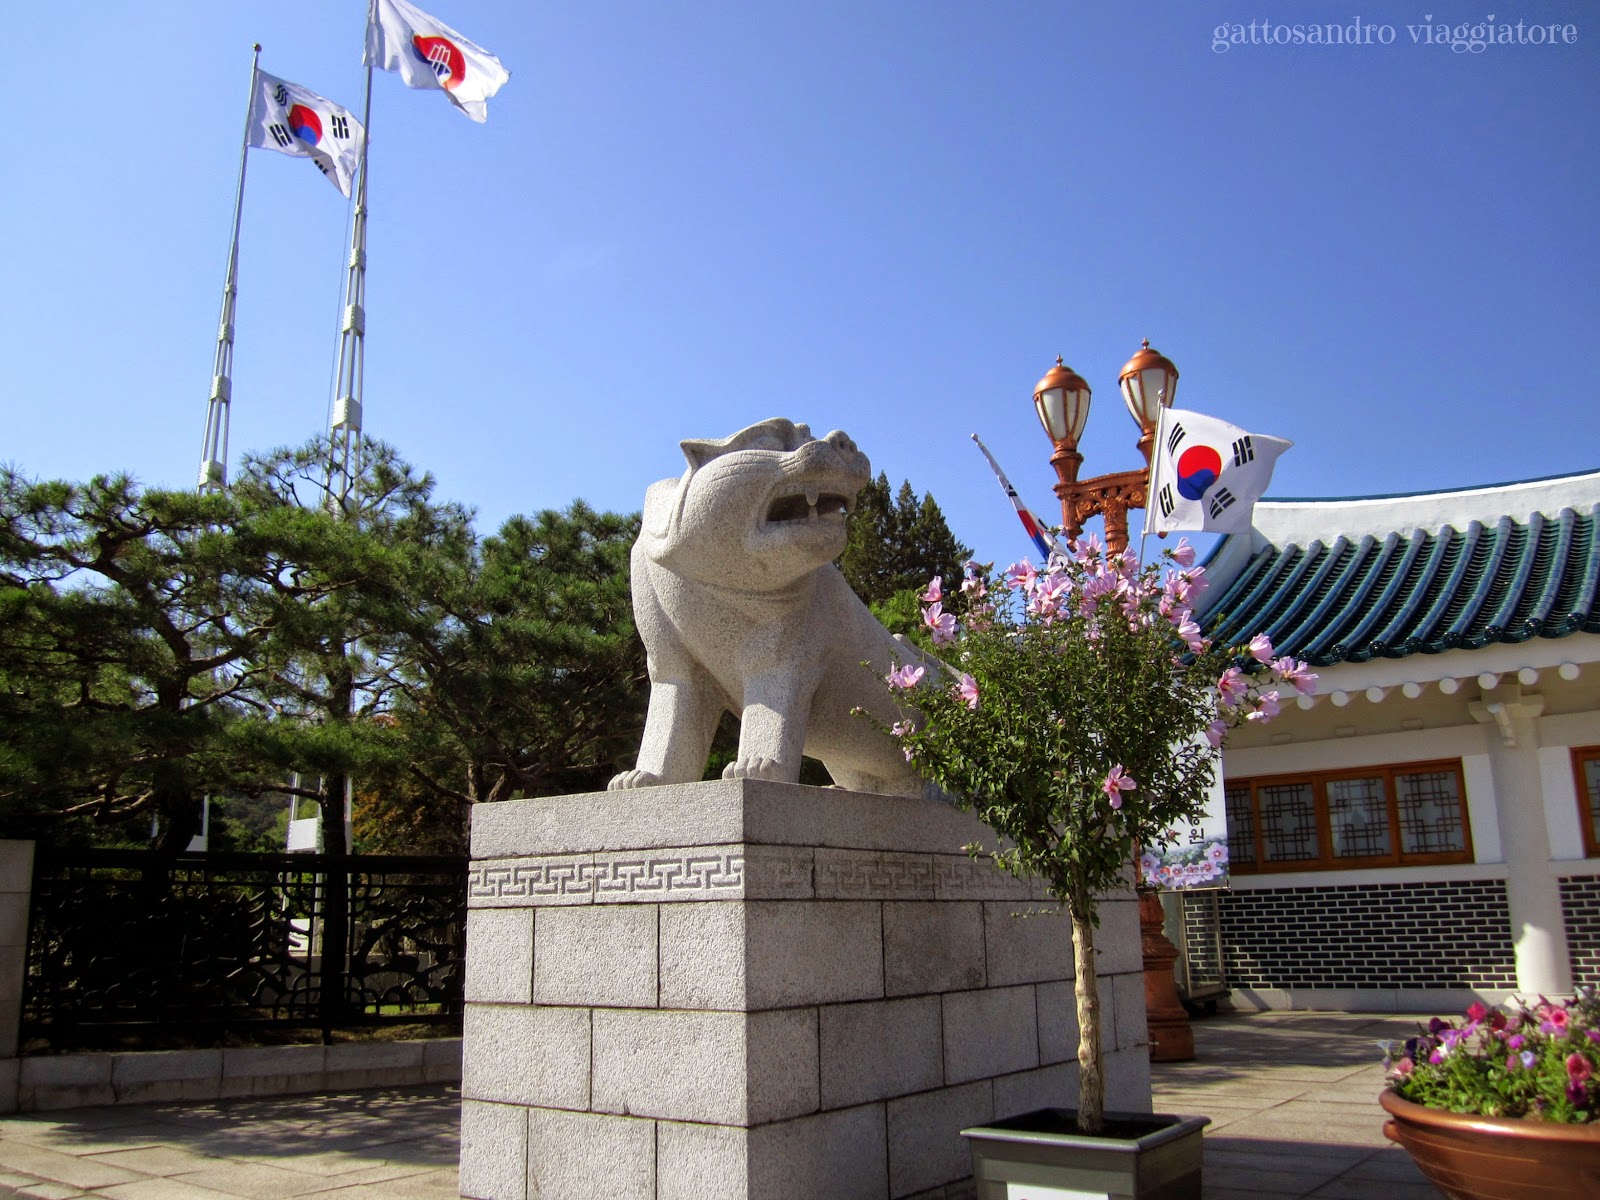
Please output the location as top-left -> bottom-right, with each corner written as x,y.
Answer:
1147,406 -> 1292,535
247,71 -> 365,198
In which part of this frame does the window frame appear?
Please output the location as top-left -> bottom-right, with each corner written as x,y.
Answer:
1574,746 -> 1600,859
1226,758 -> 1473,875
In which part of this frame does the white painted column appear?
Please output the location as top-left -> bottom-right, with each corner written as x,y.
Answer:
1471,694 -> 1572,994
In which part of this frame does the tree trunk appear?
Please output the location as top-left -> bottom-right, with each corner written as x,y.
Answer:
1069,888 -> 1105,1135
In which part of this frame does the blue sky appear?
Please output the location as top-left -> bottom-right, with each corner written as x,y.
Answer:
5,2 -> 1596,571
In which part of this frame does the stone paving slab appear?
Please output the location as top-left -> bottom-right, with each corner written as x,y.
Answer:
0,1014 -> 1444,1200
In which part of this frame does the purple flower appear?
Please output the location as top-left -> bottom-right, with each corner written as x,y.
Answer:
1508,1034 -> 1525,1050
1102,765 -> 1135,809
1073,533 -> 1104,565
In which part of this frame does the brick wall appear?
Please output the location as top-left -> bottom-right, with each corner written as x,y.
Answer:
1182,879 -> 1518,992
1560,875 -> 1600,986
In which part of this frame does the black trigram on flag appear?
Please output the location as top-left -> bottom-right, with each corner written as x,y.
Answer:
331,113 -> 350,139
273,83 -> 290,106
1208,487 -> 1237,519
268,123 -> 293,148
1158,484 -> 1175,518
1166,422 -> 1187,456
313,160 -> 332,180
1232,436 -> 1255,466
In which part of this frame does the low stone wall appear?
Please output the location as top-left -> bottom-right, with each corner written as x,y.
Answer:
0,1037 -> 461,1113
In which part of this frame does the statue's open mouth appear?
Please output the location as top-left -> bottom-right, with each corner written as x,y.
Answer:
766,486 -> 853,525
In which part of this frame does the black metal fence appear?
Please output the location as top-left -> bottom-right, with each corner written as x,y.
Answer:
21,849 -> 468,1052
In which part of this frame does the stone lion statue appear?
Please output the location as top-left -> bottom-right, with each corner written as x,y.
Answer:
608,417 -> 932,797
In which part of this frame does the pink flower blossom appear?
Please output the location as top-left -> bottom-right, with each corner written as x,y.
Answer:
954,673 -> 980,710
1171,539 -> 1197,569
1073,533 -> 1104,565
919,576 -> 943,603
922,602 -> 958,645
887,663 -> 925,690
1004,559 -> 1038,591
1176,617 -> 1206,653
1216,666 -> 1248,709
889,721 -> 915,761
1270,656 -> 1318,696
1246,690 -> 1282,722
1102,765 -> 1135,808
1204,719 -> 1228,749
1247,633 -> 1274,664
1540,1005 -> 1571,1035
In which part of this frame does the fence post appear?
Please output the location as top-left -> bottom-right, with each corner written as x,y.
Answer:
319,854 -> 351,1043
0,840 -> 36,1113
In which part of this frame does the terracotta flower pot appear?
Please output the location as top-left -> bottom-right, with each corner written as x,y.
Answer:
1379,1089 -> 1600,1199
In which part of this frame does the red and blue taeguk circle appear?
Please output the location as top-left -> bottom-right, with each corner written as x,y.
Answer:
288,104 -> 323,146
1176,445 -> 1222,501
412,34 -> 466,90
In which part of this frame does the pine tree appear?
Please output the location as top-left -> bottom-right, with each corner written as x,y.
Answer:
839,474 -> 972,608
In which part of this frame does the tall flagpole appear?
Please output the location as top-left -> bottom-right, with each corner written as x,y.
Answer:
198,43 -> 263,493
326,2 -> 376,512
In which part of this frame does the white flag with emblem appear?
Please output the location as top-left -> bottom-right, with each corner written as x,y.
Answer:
1146,407 -> 1292,535
366,0 -> 511,123
246,71 -> 365,197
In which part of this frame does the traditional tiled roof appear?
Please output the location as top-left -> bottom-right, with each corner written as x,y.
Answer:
1197,500 -> 1600,667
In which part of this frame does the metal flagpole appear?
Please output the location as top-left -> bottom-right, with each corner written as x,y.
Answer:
326,3 -> 377,511
198,43 -> 263,493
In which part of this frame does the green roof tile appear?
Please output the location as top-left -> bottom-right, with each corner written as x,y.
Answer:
1197,504 -> 1600,666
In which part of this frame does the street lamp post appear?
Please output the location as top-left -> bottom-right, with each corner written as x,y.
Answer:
1030,340 -> 1197,1063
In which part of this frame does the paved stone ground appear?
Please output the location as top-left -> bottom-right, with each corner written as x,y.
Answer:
1153,1010 -> 1442,1199
0,1087 -> 458,1199
0,1011 -> 1441,1199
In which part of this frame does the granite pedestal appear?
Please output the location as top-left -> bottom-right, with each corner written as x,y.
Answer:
458,780 -> 1150,1200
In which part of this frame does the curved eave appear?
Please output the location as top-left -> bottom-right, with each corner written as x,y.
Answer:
1197,503 -> 1600,668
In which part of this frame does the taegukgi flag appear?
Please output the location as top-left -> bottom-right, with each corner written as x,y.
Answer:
247,71 -> 365,197
1147,406 -> 1292,535
366,0 -> 511,123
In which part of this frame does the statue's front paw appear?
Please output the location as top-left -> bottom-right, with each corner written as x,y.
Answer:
609,769 -> 664,790
722,757 -> 788,782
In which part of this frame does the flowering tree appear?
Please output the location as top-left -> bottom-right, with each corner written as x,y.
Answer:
875,537 -> 1314,1134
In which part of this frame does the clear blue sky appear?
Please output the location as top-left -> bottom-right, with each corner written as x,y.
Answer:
5,2 -> 1596,570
